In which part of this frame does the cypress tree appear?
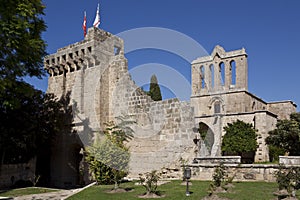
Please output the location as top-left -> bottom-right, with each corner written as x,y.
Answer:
149,74 -> 162,101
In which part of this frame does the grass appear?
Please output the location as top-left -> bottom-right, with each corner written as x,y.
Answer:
67,180 -> 299,200
0,187 -> 59,197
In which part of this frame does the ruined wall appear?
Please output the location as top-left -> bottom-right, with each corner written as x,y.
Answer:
191,45 -> 248,96
111,70 -> 196,177
191,46 -> 296,162
267,101 -> 297,120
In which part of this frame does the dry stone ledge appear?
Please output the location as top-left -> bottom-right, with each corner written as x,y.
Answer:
279,156 -> 300,165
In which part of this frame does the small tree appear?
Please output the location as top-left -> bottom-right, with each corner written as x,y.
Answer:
221,120 -> 258,163
139,170 -> 161,196
208,164 -> 227,194
266,113 -> 300,156
85,117 -> 134,190
149,74 -> 162,101
87,137 -> 129,189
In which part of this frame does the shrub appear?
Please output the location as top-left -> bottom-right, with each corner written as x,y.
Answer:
274,165 -> 300,196
139,170 -> 161,195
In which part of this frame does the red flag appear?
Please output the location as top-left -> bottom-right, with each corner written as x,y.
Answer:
82,11 -> 87,37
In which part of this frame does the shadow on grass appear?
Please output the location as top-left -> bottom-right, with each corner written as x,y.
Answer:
0,187 -> 59,197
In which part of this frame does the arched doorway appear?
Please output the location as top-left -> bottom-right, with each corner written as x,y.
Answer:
196,122 -> 215,156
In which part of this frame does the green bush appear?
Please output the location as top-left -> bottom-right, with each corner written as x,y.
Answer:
268,145 -> 285,162
275,165 -> 300,195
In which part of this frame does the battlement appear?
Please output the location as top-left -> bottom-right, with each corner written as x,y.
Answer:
44,27 -> 124,77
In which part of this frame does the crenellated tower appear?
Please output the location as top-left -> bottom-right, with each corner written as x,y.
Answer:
44,27 -> 128,187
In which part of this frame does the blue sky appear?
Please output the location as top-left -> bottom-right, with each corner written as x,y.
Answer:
28,0 -> 300,110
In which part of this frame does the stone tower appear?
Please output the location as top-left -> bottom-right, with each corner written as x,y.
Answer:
191,45 -> 296,162
191,45 -> 248,96
44,27 -> 127,187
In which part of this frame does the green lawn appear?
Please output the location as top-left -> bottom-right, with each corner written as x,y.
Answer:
0,187 -> 59,197
67,180 -> 297,200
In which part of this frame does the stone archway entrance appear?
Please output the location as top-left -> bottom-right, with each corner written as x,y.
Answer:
195,122 -> 214,157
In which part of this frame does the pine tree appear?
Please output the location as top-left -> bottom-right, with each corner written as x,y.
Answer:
149,74 -> 162,101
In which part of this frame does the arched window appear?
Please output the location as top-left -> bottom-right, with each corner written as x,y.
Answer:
230,60 -> 236,85
219,62 -> 225,86
210,64 -> 214,89
200,66 -> 205,88
214,101 -> 221,114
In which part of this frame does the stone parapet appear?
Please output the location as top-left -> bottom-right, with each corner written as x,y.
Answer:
193,156 -> 241,164
279,156 -> 300,165
188,163 -> 300,182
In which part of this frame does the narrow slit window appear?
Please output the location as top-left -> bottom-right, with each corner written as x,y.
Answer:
219,62 -> 225,86
230,60 -> 236,85
200,66 -> 205,89
210,64 -> 214,89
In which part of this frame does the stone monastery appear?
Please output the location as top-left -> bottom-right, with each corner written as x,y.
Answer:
44,27 -> 296,187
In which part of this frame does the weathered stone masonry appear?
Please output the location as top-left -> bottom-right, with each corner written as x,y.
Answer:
191,45 -> 296,162
45,28 -> 296,187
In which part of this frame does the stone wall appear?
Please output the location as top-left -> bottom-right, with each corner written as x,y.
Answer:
188,164 -> 299,182
112,74 -> 197,177
268,101 -> 297,120
127,99 -> 195,177
0,158 -> 36,188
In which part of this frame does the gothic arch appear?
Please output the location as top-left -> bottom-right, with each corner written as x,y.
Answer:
209,64 -> 214,89
219,62 -> 225,86
200,65 -> 205,89
209,96 -> 225,114
230,60 -> 236,86
197,122 -> 214,155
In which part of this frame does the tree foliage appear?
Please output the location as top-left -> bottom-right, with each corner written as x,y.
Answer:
0,1 -> 69,187
0,0 -> 46,81
266,113 -> 300,156
149,74 -> 162,101
208,164 -> 228,194
139,170 -> 161,195
85,117 -> 134,189
0,82 -> 73,164
275,165 -> 300,195
221,120 -> 258,159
